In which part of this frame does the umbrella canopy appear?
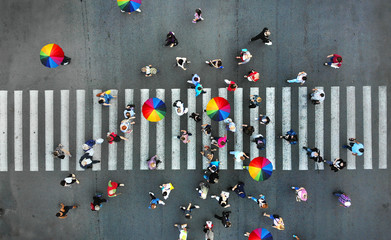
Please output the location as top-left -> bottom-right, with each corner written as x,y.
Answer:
117,0 -> 141,12
206,97 -> 230,121
249,228 -> 273,240
248,157 -> 273,181
40,43 -> 64,68
142,98 -> 166,122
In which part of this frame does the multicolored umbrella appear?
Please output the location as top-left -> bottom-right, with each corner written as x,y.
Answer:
40,43 -> 64,68
248,157 -> 273,181
142,98 -> 166,122
206,97 -> 230,121
248,228 -> 273,240
117,0 -> 141,12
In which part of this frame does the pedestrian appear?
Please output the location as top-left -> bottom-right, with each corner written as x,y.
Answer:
325,158 -> 346,172
291,187 -> 308,202
147,155 -> 162,170
242,124 -> 255,136
250,27 -> 272,45
224,118 -> 236,132
148,192 -> 165,209
249,95 -> 262,108
90,193 -> 107,211
189,112 -> 202,122
120,118 -> 135,133
293,235 -> 301,240
278,129 -> 298,144
180,202 -> 200,219
192,8 -> 204,23
193,83 -> 207,96
52,144 -> 72,159
61,56 -> 71,66
203,221 -> 214,240
123,104 -> 136,119
175,57 -> 190,70
214,211 -> 232,228
160,183 -> 174,200
211,191 -> 231,208
224,79 -> 238,91
174,224 -> 188,240
302,147 -> 322,162
165,32 -> 178,47
229,151 -> 249,162
236,49 -> 252,65
310,88 -> 325,105
56,203 -> 77,219
79,153 -> 100,169
333,191 -> 351,208
197,182 -> 210,199
141,65 -> 158,77
200,145 -> 217,161
173,100 -> 189,116
247,194 -> 268,208
205,159 -> 220,174
324,54 -> 343,68
96,90 -> 116,106
60,173 -> 80,187
263,212 -> 285,230
201,124 -> 212,135
244,69 -> 260,82
205,59 -> 224,69
286,71 -> 307,85
252,134 -> 266,150
342,138 -> 364,156
203,170 -> 219,184
177,130 -> 192,144
107,180 -> 125,197
187,73 -> 201,87
229,182 -> 246,198
211,135 -> 227,148
107,132 -> 128,144
82,138 -> 104,156
256,114 -> 270,125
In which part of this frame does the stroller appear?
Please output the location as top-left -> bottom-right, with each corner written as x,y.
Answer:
196,182 -> 210,200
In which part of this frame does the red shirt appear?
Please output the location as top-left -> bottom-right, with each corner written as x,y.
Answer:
333,54 -> 342,67
227,81 -> 237,91
248,71 -> 260,82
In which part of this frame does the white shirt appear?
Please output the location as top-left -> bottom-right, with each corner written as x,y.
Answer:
311,89 -> 325,102
175,102 -> 188,116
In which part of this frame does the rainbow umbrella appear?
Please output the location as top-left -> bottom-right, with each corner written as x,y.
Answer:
248,228 -> 273,240
248,157 -> 273,181
142,98 -> 166,122
117,0 -> 141,12
40,43 -> 64,68
206,97 -> 230,121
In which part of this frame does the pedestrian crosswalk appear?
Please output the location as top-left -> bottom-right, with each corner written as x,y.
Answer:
0,86 -> 387,172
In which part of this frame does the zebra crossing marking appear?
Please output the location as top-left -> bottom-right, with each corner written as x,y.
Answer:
15,91 -> 23,171
379,86 -> 387,169
234,88 -> 243,170
108,89 -> 118,171
330,87 -> 340,166
76,90 -> 85,171
30,90 -> 39,171
202,89 -> 211,169
250,88 -> 259,162
314,87 -> 324,170
124,89 -> 134,170
92,89 -> 102,171
171,89 -> 180,170
156,89 -> 165,170
218,88 -> 227,170
282,87 -> 291,170
187,89 -> 196,170
0,91 -> 7,172
363,86 -> 372,169
140,89 -> 149,170
346,87 -> 356,170
266,87 -> 276,170
299,87 -> 308,170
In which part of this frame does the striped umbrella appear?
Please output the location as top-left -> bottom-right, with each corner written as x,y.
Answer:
117,0 -> 141,12
40,43 -> 64,68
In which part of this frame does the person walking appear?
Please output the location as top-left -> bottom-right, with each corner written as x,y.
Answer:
60,173 -> 80,187
56,203 -> 77,219
224,118 -> 236,132
247,194 -> 268,208
211,135 -> 227,148
180,202 -> 200,219
291,187 -> 308,202
197,182 -> 210,199
293,235 -> 301,240
287,71 -> 307,85
236,49 -> 252,65
250,27 -> 272,45
177,130 -> 192,144
173,100 -> 189,116
205,159 -> 220,174
147,155 -> 162,170
79,153 -> 100,169
204,170 -> 219,184
214,211 -> 232,228
249,95 -> 262,108
278,129 -> 298,144
256,114 -> 270,125
343,138 -> 364,156
333,191 -> 351,208
229,182 -> 246,198
310,88 -> 325,105
189,112 -> 202,122
302,146 -> 322,162
203,221 -> 214,240
107,180 -> 125,197
324,54 -> 343,68
229,151 -> 249,162
200,145 -> 216,161
107,132 -> 128,144
141,65 -> 158,77
61,56 -> 71,65
90,193 -> 107,211
211,191 -> 231,208
123,104 -> 136,119
201,124 -> 212,135
174,224 -> 188,240
192,8 -> 204,23
165,32 -> 178,47
192,83 -> 207,97
325,158 -> 346,172
244,69 -> 260,82
263,212 -> 285,230
160,183 -> 174,200
187,74 -> 201,87
148,192 -> 165,209
252,134 -> 266,150
205,59 -> 224,69
52,144 -> 72,159
175,57 -> 190,70
224,79 -> 238,92
97,90 -> 116,106
242,124 -> 255,136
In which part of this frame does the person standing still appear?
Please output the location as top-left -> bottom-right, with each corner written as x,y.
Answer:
250,27 -> 272,45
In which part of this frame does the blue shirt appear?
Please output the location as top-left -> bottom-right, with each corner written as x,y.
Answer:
149,198 -> 161,208
352,143 -> 364,156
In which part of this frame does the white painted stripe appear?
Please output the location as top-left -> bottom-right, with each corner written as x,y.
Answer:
187,89 -> 196,170
298,87 -> 308,170
92,90 -> 102,171
330,87 -> 340,164
60,90 -> 69,171
282,87 -> 291,170
156,89 -> 165,170
314,87 -> 324,170
202,89 -> 211,169
250,88 -> 259,161
171,89 -> 180,170
76,90 -> 85,171
0,91 -> 7,171
124,89 -> 134,170
234,88 -> 243,170
266,88 -> 275,170
30,91 -> 39,171
44,91 -> 53,171
346,87 -> 356,170
378,86 -> 387,169
140,89 -> 149,170
108,89 -> 118,171
218,88 -> 227,170
363,86 -> 372,169
15,91 -> 23,171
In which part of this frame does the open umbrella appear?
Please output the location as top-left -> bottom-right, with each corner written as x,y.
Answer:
248,228 -> 273,240
206,97 -> 230,121
117,0 -> 141,12
142,98 -> 166,122
40,43 -> 64,68
248,157 -> 273,181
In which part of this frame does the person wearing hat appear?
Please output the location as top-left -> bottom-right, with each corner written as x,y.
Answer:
244,69 -> 260,82
236,49 -> 252,65
148,192 -> 165,209
160,183 -> 174,200
147,155 -> 162,170
60,173 -> 80,187
247,194 -> 268,208
249,95 -> 262,108
263,212 -> 285,230
291,186 -> 308,202
180,202 -> 200,219
310,88 -> 325,104
107,180 -> 125,197
90,193 -> 107,211
333,191 -> 351,208
52,144 -> 72,159
174,223 -> 188,240
343,138 -> 364,156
